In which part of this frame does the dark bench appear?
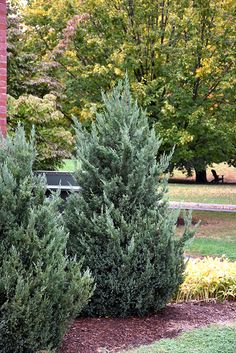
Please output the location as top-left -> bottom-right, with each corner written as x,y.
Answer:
34,171 -> 81,199
210,169 -> 224,183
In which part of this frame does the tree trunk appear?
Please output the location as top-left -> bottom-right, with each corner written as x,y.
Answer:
195,169 -> 208,183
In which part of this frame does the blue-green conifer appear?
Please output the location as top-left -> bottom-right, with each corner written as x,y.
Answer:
0,127 -> 93,353
65,79 -> 193,317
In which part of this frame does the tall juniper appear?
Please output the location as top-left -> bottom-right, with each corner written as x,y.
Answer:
65,79 -> 193,317
0,127 -> 93,353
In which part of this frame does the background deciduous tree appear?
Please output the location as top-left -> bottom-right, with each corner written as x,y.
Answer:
9,0 -> 236,180
7,0 -> 35,97
7,94 -> 73,170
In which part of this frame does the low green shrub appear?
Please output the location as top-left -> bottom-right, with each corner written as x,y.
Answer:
176,257 -> 236,302
0,127 -> 93,353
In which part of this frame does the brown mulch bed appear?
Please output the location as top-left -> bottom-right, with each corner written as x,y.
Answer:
58,301 -> 236,353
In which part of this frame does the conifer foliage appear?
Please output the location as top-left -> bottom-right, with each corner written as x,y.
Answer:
0,127 -> 93,353
65,79 -> 193,317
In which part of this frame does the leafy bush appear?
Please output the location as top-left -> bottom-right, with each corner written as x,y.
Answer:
64,79 -> 193,317
0,127 -> 93,353
7,94 -> 73,170
176,257 -> 236,302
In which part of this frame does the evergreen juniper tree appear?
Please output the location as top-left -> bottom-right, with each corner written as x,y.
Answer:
0,126 -> 93,353
65,79 -> 194,317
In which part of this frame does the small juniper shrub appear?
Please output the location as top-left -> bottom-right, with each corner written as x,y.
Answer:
64,78 -> 194,317
0,127 -> 93,353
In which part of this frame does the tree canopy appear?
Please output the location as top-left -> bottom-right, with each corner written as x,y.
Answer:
7,0 -> 236,179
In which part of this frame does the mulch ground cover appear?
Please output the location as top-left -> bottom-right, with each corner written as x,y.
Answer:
58,301 -> 236,353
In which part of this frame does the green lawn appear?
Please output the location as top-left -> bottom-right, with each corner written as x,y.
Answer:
59,159 -> 80,171
124,324 -> 236,353
168,184 -> 236,204
184,211 -> 236,238
180,211 -> 236,260
186,237 -> 236,260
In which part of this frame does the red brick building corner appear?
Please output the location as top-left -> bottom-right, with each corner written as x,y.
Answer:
0,0 -> 6,136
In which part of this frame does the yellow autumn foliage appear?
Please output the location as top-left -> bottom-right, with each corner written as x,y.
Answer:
176,257 -> 236,302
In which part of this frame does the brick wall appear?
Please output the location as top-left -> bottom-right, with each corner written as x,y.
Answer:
0,0 -> 6,136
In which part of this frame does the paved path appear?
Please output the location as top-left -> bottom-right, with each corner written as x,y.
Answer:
169,201 -> 236,213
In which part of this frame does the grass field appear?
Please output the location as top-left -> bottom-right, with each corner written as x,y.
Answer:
124,324 -> 236,353
186,237 -> 236,260
168,184 -> 236,204
179,211 -> 236,260
183,211 -> 236,238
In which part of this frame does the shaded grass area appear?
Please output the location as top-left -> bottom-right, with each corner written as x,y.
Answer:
59,159 -> 80,171
180,211 -> 236,260
168,184 -> 236,204
186,237 -> 236,260
171,162 -> 236,183
189,211 -> 236,238
124,325 -> 236,353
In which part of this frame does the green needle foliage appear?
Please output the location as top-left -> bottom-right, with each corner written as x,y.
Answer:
65,79 -> 194,317
0,126 -> 93,353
